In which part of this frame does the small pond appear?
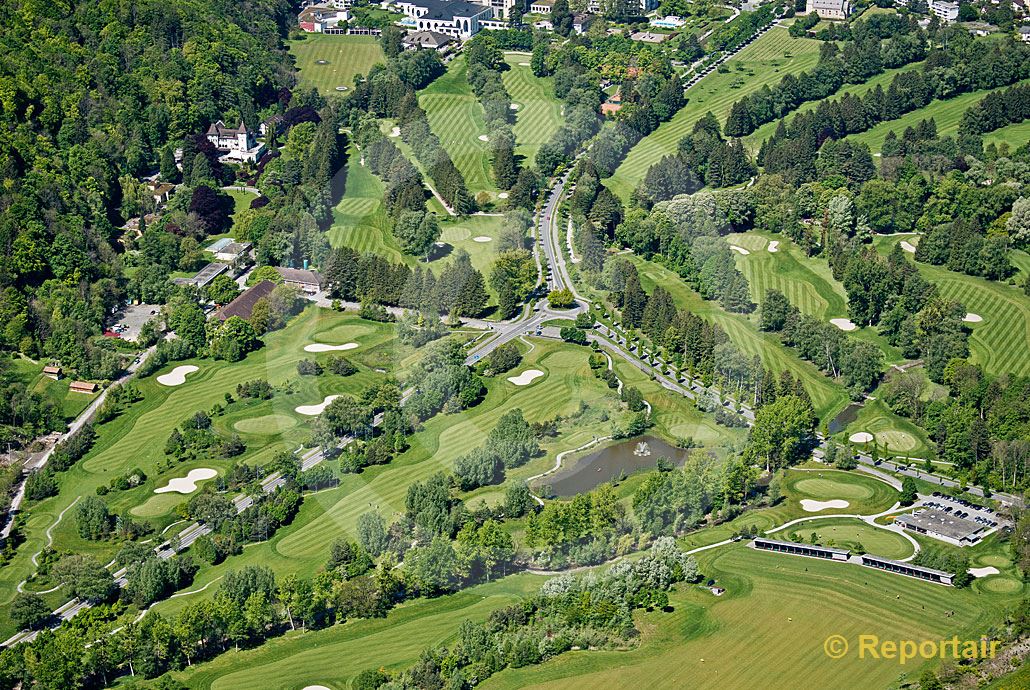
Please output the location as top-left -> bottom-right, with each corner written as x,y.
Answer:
540,435 -> 689,497
827,403 -> 863,435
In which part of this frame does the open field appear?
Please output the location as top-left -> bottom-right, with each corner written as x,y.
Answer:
607,27 -> 824,202
846,80 -> 1030,153
480,543 -> 1023,690
875,235 -> 1030,378
288,34 -> 385,94
10,356 -> 95,421
419,56 -> 499,198
501,54 -> 563,164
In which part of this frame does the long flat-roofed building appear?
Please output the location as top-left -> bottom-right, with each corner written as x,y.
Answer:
752,537 -> 851,561
860,554 -> 954,585
895,509 -> 990,546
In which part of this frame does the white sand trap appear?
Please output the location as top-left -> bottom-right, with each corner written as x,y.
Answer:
900,241 -> 916,253
768,240 -> 779,253
473,236 -> 492,243
729,245 -> 750,255
304,342 -> 359,353
830,318 -> 857,332
157,365 -> 199,386
507,369 -> 545,386
302,686 -> 332,690
849,431 -> 874,443
295,395 -> 340,416
510,103 -> 521,110
963,313 -> 983,323
334,86 -> 348,92
155,468 -> 217,494
970,566 -> 1000,578
478,134 -> 490,142
498,192 -> 509,199
518,62 -> 530,66
801,499 -> 850,512
389,126 -> 400,137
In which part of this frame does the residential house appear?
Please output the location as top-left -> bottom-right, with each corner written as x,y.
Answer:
69,381 -> 99,394
572,13 -> 596,33
402,29 -> 455,50
1018,24 -> 1030,40
205,121 -> 265,163
805,0 -> 850,19
275,267 -> 323,294
42,366 -> 63,380
529,0 -> 553,12
298,5 -> 351,31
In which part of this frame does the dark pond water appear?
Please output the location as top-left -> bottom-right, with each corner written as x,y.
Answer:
827,403 -> 863,434
541,435 -> 689,497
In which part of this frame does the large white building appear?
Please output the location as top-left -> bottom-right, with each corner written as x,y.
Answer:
930,0 -> 960,21
393,0 -> 495,37
805,0 -> 850,19
205,121 -> 265,163
586,0 -> 658,12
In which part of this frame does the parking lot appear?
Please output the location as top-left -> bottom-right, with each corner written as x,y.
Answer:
109,304 -> 160,342
923,492 -> 1005,529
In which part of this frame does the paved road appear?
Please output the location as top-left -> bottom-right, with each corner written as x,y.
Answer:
1,343 -> 160,540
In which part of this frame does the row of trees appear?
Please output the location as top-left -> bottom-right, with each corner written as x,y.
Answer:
727,17 -> 927,137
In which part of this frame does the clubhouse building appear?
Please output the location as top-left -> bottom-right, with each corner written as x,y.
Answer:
895,509 -> 990,547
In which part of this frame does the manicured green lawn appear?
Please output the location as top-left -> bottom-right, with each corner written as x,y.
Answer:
774,517 -> 915,559
328,146 -> 409,265
288,34 -> 386,94
419,56 -> 499,198
845,80 -> 1030,153
839,398 -> 933,459
607,26 -> 824,202
628,255 -> 850,421
874,235 -> 1030,378
501,53 -> 563,165
480,543 -> 1023,690
0,308 -> 408,639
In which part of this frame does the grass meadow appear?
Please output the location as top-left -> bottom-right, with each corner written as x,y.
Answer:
606,27 -> 824,202
288,34 -> 385,94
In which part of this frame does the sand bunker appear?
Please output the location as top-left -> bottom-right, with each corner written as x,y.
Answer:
473,236 -> 492,243
302,686 -> 332,690
900,241 -> 916,253
478,134 -> 489,142
510,103 -> 520,110
963,313 -> 983,323
335,86 -> 348,92
295,395 -> 340,416
498,192 -> 509,199
155,468 -> 217,494
768,240 -> 779,253
507,369 -> 544,386
849,431 -> 874,443
389,126 -> 400,137
518,62 -> 530,66
970,566 -> 1000,577
304,342 -> 358,353
157,365 -> 199,386
830,318 -> 857,332
729,245 -> 750,255
801,499 -> 850,512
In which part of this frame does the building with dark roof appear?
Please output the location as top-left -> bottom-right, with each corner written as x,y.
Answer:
402,29 -> 454,50
860,554 -> 954,586
274,267 -> 323,294
205,120 -> 264,163
214,281 -> 276,322
895,509 -> 990,546
753,537 -> 851,561
394,0 -> 494,37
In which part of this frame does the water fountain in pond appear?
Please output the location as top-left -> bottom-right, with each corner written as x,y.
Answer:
634,441 -> 651,457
